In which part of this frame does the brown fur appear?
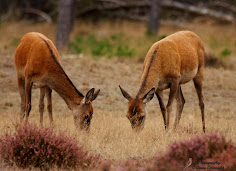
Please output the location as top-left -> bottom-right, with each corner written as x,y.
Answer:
119,31 -> 205,132
14,32 -> 100,130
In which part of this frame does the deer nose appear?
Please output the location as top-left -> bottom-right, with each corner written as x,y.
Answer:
87,119 -> 90,125
139,115 -> 145,120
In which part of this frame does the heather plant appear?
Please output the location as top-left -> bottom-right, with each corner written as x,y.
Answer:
0,124 -> 90,169
97,160 -> 112,171
167,135 -> 208,165
150,132 -> 235,170
210,146 -> 236,170
97,133 -> 236,171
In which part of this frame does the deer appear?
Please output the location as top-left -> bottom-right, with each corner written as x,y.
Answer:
119,31 -> 205,132
14,32 -> 100,130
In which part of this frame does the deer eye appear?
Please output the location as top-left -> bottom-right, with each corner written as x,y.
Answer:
85,115 -> 89,119
90,112 -> 93,116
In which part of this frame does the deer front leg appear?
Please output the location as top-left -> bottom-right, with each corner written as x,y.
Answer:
155,90 -> 166,130
193,76 -> 205,133
166,79 -> 179,130
46,87 -> 53,126
174,86 -> 185,129
17,75 -> 26,123
39,87 -> 46,126
25,79 -> 33,124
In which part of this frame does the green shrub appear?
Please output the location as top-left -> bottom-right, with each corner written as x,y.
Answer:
69,34 -> 136,58
145,28 -> 155,37
159,34 -> 167,40
220,48 -> 231,57
91,39 -> 112,56
115,44 -> 136,57
69,41 -> 82,54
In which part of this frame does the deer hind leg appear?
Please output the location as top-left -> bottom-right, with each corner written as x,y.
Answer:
193,73 -> 205,133
166,79 -> 179,130
39,87 -> 46,126
46,87 -> 53,126
17,75 -> 26,123
174,86 -> 185,129
155,90 -> 166,130
25,79 -> 33,124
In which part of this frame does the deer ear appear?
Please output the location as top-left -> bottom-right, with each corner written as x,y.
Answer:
142,88 -> 155,104
119,85 -> 131,100
85,88 -> 95,103
91,89 -> 100,101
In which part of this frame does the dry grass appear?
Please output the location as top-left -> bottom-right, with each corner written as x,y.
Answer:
0,20 -> 236,167
0,58 -> 236,162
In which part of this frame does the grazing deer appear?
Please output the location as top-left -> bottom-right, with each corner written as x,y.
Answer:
14,32 -> 100,130
119,31 -> 205,132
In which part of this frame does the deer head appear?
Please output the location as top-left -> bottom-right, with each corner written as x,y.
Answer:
119,85 -> 155,130
73,88 -> 100,131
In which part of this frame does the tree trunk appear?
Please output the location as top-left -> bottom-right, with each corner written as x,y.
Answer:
56,0 -> 75,50
149,0 -> 162,34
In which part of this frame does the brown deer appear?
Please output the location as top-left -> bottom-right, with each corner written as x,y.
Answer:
119,31 -> 205,132
14,32 -> 100,130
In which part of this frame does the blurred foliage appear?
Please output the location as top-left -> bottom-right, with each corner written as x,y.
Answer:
209,36 -> 221,49
0,0 -> 235,61
220,48 -> 232,57
0,0 -> 236,22
159,34 -> 167,40
0,0 -> 58,21
3,37 -> 21,50
69,31 -> 170,59
9,37 -> 20,47
205,53 -> 227,68
69,34 -> 136,58
145,28 -> 156,37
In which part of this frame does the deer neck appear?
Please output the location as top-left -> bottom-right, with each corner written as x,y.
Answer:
136,48 -> 159,98
36,33 -> 84,110
46,68 -> 84,110
136,74 -> 159,98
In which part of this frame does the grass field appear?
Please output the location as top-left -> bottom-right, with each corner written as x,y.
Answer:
0,20 -> 236,169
